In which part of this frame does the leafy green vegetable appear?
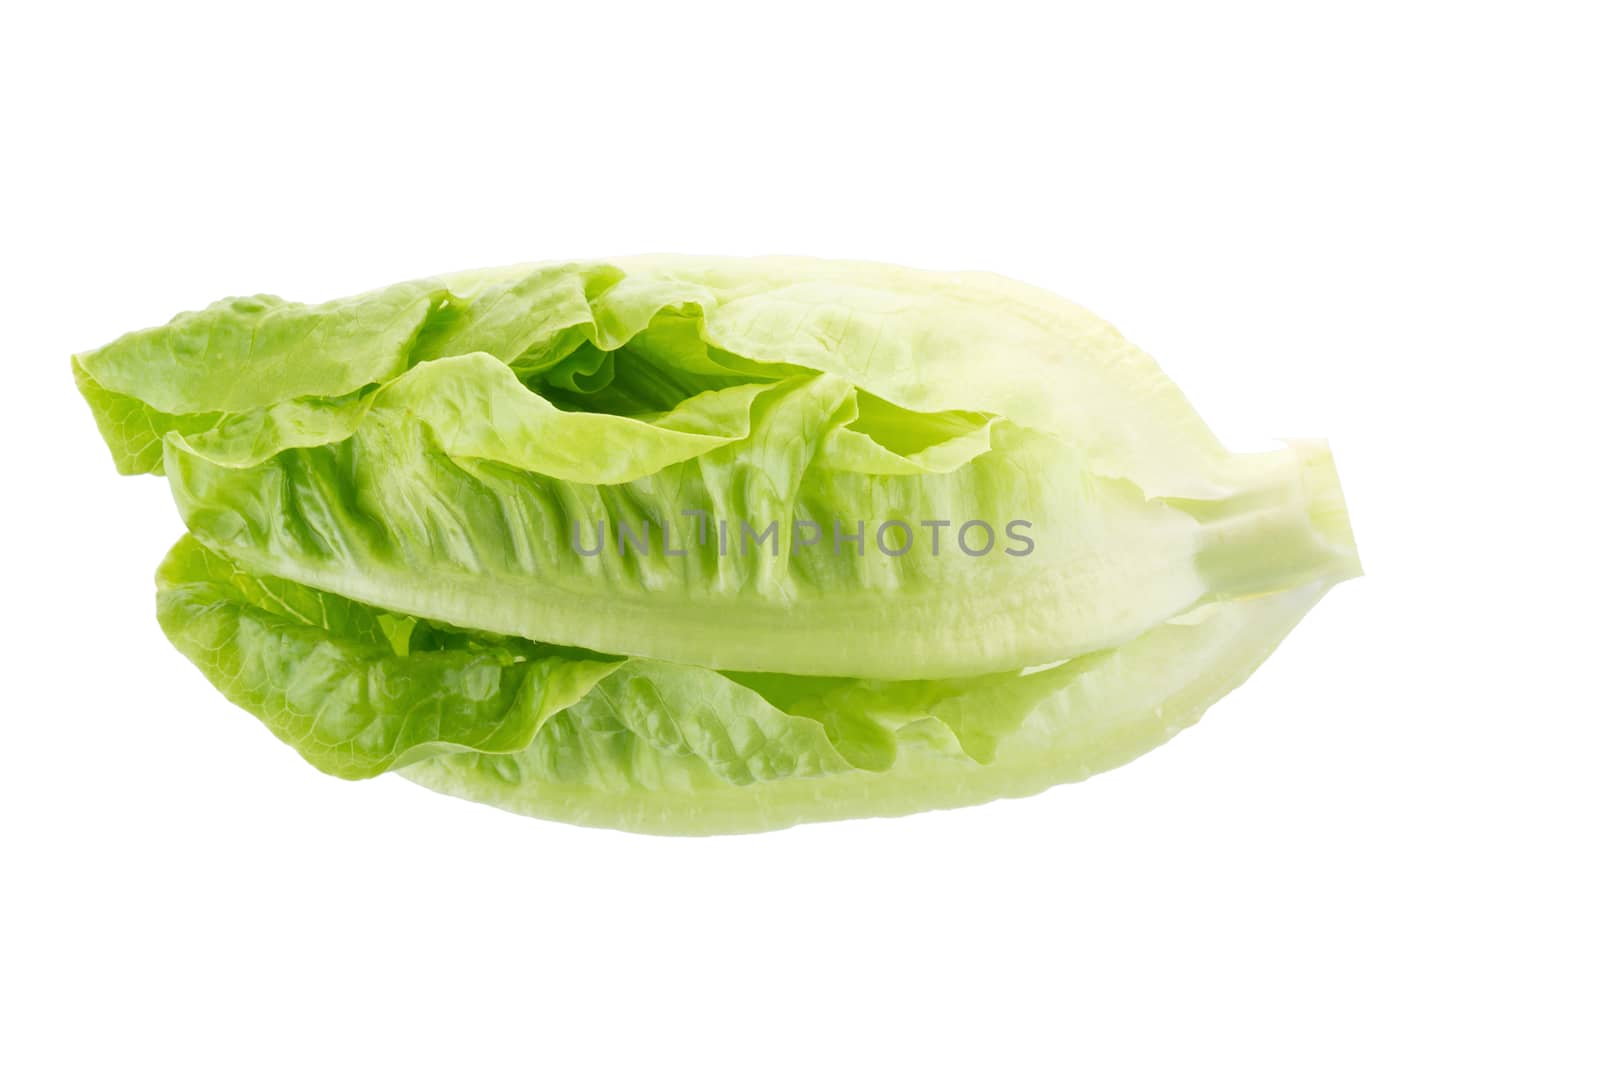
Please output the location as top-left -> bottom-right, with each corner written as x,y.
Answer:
78,256 -> 1360,833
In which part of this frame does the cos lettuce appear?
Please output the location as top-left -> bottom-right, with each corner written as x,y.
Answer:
77,256 -> 1360,833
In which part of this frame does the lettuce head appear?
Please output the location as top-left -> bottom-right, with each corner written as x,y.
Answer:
74,256 -> 1360,834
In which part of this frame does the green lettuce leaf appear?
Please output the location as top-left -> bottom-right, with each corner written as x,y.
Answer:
156,537 -> 622,778
156,536 -> 1328,833
155,358 -> 1353,677
400,583 -> 1333,834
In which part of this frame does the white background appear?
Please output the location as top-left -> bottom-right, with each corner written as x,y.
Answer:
4,2 -> 1595,1063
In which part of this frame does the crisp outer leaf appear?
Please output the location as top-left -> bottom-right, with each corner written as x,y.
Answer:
155,534 -> 1331,833
77,284 -> 450,414
155,537 -> 622,778
161,370 -> 1355,677
400,583 -> 1330,834
72,282 -> 454,474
